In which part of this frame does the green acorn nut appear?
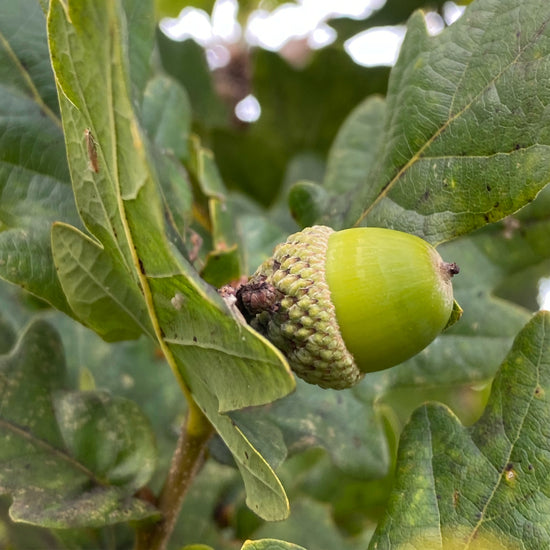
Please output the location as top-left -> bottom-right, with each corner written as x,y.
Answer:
237,225 -> 460,390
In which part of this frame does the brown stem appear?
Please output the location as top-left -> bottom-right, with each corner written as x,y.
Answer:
446,262 -> 460,276
134,398 -> 213,550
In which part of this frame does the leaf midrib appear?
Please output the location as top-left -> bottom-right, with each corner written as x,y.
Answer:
464,343 -> 545,547
0,416 -> 105,485
0,29 -> 61,129
51,0 -> 133,274
355,12 -> 550,228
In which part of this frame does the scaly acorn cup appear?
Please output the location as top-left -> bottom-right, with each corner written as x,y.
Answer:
237,225 -> 461,390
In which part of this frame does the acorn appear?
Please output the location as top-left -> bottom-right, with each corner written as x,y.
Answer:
237,225 -> 460,390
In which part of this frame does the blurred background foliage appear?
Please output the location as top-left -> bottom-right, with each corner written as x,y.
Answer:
155,0 -> 454,206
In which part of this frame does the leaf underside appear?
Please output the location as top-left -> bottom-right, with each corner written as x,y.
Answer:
46,0 -> 295,521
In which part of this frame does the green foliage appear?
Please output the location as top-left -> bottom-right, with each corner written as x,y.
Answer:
0,0 -> 549,548
296,0 -> 550,243
212,49 -> 389,205
242,538 -> 306,550
371,311 -> 550,549
47,0 -> 294,525
0,319 -> 158,528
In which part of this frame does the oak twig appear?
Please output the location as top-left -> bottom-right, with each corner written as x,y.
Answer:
134,397 -> 213,550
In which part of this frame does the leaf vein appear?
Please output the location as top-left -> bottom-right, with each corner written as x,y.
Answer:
355,11 -> 550,227
465,352 -> 543,546
0,29 -> 61,129
0,417 -> 104,485
163,337 -> 283,365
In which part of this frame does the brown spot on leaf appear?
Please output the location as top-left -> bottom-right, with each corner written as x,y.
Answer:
453,490 -> 459,507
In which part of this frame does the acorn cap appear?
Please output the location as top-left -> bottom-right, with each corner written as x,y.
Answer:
241,225 -> 459,390
247,226 -> 362,389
